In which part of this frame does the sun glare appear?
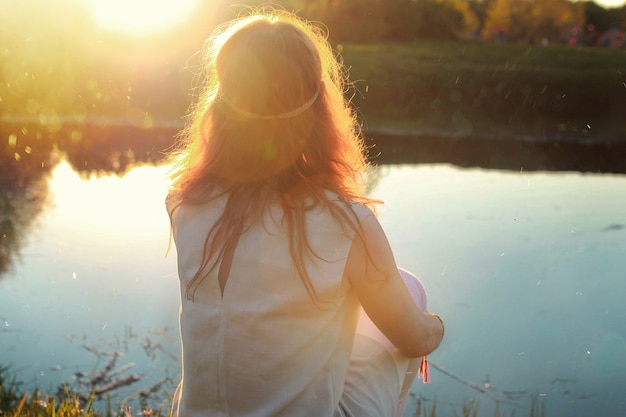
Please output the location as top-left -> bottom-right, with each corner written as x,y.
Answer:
83,0 -> 198,35
600,0 -> 626,7
48,160 -> 172,242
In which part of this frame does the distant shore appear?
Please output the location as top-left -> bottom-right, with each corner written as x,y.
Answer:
341,41 -> 626,146
3,39 -> 626,176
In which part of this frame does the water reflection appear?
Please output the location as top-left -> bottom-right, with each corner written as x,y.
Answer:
2,121 -> 624,280
1,121 -> 177,176
369,132 -> 626,174
0,174 -> 49,276
0,137 -> 54,277
0,120 -> 178,279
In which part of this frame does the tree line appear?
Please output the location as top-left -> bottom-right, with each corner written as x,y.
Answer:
264,0 -> 626,43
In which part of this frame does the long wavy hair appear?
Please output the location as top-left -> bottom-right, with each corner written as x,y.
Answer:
167,8 -> 378,301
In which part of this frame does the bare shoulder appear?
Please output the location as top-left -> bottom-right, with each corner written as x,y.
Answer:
345,213 -> 398,286
165,192 -> 181,217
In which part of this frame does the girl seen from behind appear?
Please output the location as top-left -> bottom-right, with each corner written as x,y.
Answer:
166,8 -> 444,417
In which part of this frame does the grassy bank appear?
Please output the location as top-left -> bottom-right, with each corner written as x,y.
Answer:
3,39 -> 626,147
341,40 -> 626,143
0,365 -> 168,417
0,365 -> 545,417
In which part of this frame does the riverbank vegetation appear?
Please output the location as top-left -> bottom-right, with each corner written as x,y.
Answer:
0,353 -> 172,417
282,0 -> 625,45
0,365 -> 545,417
2,37 -> 625,181
341,40 -> 626,142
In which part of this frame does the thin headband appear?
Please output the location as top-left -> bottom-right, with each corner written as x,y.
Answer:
220,87 -> 320,120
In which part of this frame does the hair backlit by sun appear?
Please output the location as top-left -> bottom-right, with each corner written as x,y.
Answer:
82,0 -> 197,35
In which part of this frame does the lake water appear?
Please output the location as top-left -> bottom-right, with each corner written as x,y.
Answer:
1,159 -> 625,417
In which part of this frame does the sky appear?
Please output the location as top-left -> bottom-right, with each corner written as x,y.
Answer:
595,0 -> 626,7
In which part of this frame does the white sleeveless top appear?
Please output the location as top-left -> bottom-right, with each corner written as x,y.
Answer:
167,193 -> 373,417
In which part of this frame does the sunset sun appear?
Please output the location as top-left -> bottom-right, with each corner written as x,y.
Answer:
82,0 -> 198,35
